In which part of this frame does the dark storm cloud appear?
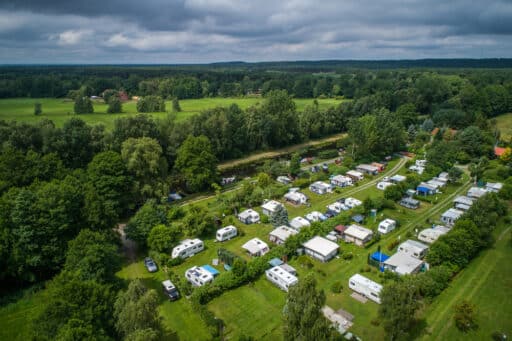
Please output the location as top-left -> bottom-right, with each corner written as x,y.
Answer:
0,0 -> 511,63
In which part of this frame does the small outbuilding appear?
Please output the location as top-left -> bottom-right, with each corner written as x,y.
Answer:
261,200 -> 285,217
485,182 -> 503,193
284,191 -> 308,205
330,175 -> 353,188
453,195 -> 474,211
400,197 -> 420,209
276,176 -> 292,185
344,224 -> 373,246
309,181 -> 333,195
356,164 -> 379,175
303,236 -> 340,262
416,182 -> 437,196
238,209 -> 260,224
346,170 -> 364,182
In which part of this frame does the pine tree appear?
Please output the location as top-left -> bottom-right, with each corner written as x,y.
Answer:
270,204 -> 288,227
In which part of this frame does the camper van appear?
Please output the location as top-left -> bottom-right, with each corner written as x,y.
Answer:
377,219 -> 396,234
216,225 -> 238,242
349,274 -> 382,304
171,239 -> 204,259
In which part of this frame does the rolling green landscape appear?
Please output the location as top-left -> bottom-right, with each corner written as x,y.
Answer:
0,97 -> 344,129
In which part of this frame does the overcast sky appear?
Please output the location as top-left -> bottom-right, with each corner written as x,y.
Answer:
0,0 -> 511,64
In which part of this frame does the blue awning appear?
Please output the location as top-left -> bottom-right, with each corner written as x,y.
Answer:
269,258 -> 284,267
201,265 -> 220,276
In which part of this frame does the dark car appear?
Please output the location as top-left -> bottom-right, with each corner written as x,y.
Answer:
337,198 -> 346,204
144,257 -> 158,273
162,280 -> 180,301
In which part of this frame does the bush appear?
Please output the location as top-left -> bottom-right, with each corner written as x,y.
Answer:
297,255 -> 314,269
370,318 -> 381,326
167,257 -> 184,267
261,215 -> 269,224
330,281 -> 343,293
342,252 -> 354,260
387,240 -> 399,251
292,178 -> 310,189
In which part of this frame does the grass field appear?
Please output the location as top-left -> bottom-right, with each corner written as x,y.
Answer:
495,112 -> 512,141
419,221 -> 512,340
0,97 -> 344,129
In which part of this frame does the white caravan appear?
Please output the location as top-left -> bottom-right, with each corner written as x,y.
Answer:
216,225 -> 238,242
348,273 -> 383,304
171,238 -> 204,259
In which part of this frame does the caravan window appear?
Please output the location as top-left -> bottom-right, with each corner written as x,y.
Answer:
349,281 -> 355,286
370,293 -> 378,297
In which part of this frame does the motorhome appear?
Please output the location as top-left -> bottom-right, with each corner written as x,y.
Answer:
348,274 -> 382,304
216,225 -> 238,242
171,239 -> 204,259
265,266 -> 298,292
185,266 -> 214,287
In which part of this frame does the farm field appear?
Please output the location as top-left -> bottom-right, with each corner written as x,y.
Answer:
419,220 -> 512,340
0,97 -> 344,129
495,112 -> 512,141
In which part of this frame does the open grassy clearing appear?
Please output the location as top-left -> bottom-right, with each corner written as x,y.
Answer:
495,112 -> 512,141
419,221 -> 512,340
0,97 -> 344,129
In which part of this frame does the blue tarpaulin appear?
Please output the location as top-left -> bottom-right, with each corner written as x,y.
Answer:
201,265 -> 220,277
269,258 -> 284,267
370,251 -> 389,262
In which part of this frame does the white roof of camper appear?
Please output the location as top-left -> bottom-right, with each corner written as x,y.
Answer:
467,187 -> 487,198
217,225 -> 237,234
284,191 -> 307,202
442,208 -> 464,220
267,266 -> 298,285
303,236 -> 339,257
238,209 -> 259,219
261,200 -> 283,212
453,195 -> 474,206
346,170 -> 364,177
418,226 -> 450,242
345,224 -> 373,240
349,274 -> 383,292
270,226 -> 298,241
310,181 -> 331,189
399,239 -> 429,253
289,216 -> 311,229
486,182 -> 503,191
331,175 -> 352,182
242,238 -> 268,254
357,164 -> 379,172
390,174 -> 406,182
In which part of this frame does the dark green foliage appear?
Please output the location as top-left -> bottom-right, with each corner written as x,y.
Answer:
64,229 -> 121,283
114,280 -> 162,340
330,281 -> 343,293
34,102 -> 42,115
74,96 -> 94,114
454,300 -> 478,332
147,224 -> 180,253
136,96 -> 165,113
283,273 -> 333,341
379,277 -> 421,341
107,97 -> 122,113
31,271 -> 116,340
125,200 -> 167,247
172,98 -> 181,112
174,135 -> 218,192
181,205 -> 215,237
289,153 -> 301,176
269,204 -> 289,227
384,184 -> 404,201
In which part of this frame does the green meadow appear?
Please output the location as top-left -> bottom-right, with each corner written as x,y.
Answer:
0,97 -> 344,129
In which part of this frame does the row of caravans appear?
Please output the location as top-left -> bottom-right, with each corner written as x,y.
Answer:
171,226 -> 238,260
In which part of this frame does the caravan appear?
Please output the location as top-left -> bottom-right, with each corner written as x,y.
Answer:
171,239 -> 204,259
377,219 -> 396,234
266,266 -> 298,292
216,225 -> 237,242
348,274 -> 382,304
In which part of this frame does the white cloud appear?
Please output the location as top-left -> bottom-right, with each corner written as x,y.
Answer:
56,29 -> 92,45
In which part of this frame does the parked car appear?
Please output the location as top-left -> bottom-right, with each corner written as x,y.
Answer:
162,280 -> 180,301
144,257 -> 158,273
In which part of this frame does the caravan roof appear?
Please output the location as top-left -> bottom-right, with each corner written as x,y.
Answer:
384,252 -> 424,275
349,274 -> 383,292
270,226 -> 298,241
345,224 -> 373,240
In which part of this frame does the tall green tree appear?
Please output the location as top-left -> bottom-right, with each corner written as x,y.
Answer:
283,273 -> 333,341
121,137 -> 168,203
107,97 -> 122,113
289,153 -> 301,176
174,135 -> 218,192
147,224 -> 180,253
379,277 -> 421,341
74,96 -> 94,114
270,204 -> 289,227
125,200 -> 167,247
64,229 -> 121,283
114,280 -> 162,340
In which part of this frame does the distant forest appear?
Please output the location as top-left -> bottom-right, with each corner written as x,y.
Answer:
1,59 -> 512,99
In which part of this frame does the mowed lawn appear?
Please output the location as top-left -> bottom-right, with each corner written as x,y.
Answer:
419,221 -> 512,340
495,112 -> 512,141
0,289 -> 46,341
0,97 -> 344,129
